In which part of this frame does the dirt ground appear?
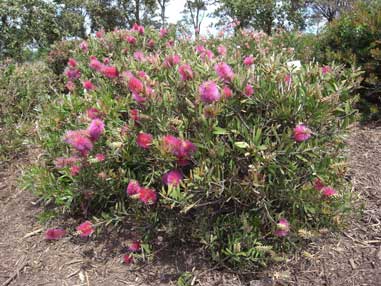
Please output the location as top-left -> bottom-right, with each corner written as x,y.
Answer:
0,125 -> 380,286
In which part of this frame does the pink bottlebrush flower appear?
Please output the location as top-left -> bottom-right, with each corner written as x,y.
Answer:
137,71 -> 148,79
79,41 -> 88,52
95,29 -> 105,38
222,86 -> 233,98
132,92 -> 147,104
87,119 -> 105,141
132,23 -> 144,35
215,62 -> 234,82
103,57 -> 110,65
162,170 -> 183,186
138,187 -> 157,204
321,186 -> 337,197
128,241 -> 141,252
314,178 -> 325,191
202,49 -> 214,61
244,84 -> 254,97
65,81 -> 75,92
134,51 -> 145,62
178,140 -> 197,157
70,165 -> 81,176
217,45 -> 227,56
243,55 -> 255,66
123,254 -> 133,265
95,153 -> 105,162
126,180 -> 140,196
275,218 -> 290,237
199,81 -> 221,103
68,58 -> 77,67
178,64 -> 194,81
44,228 -> 66,240
166,40 -> 174,47
128,76 -> 144,94
147,38 -> 155,48
126,35 -> 137,45
64,131 -> 93,156
130,109 -> 140,121
65,68 -> 81,80
83,80 -> 96,91
76,221 -> 94,237
89,58 -> 104,72
136,132 -> 153,149
196,45 -> 206,54
176,140 -> 196,166
101,66 -> 118,79
322,65 -> 332,75
293,124 -> 312,142
163,54 -> 181,68
284,74 -> 292,85
159,28 -> 168,38
87,108 -> 102,120
162,135 -> 181,154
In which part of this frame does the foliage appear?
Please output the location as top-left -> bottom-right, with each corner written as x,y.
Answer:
214,0 -> 307,34
0,61 -> 57,161
0,0 -> 85,61
23,25 -> 360,268
47,40 -> 79,76
317,0 -> 381,119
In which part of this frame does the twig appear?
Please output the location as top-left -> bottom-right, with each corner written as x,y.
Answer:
23,228 -> 43,239
1,260 -> 28,286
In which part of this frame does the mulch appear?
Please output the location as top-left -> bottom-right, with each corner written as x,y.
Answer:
0,124 -> 380,286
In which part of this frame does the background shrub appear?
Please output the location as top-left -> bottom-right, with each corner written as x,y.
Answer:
314,1 -> 381,120
23,26 -> 361,268
0,61 -> 57,161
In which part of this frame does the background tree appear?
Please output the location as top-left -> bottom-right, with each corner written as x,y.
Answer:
306,0 -> 355,23
181,0 -> 211,38
214,0 -> 306,34
157,0 -> 171,27
0,0 -> 85,60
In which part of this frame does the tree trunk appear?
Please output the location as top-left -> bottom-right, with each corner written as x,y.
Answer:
135,0 -> 140,24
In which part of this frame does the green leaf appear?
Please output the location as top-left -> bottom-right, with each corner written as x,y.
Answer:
234,141 -> 250,149
213,127 -> 229,135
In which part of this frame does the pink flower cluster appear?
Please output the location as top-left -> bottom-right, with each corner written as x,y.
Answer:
76,221 -> 95,237
274,218 -> 290,237
126,180 -> 157,205
162,170 -> 183,186
196,45 -> 214,61
58,112 -> 105,176
44,228 -> 66,240
163,54 -> 181,68
215,62 -> 234,82
89,56 -> 118,79
162,135 -> 197,166
136,132 -> 153,149
125,72 -> 154,104
178,64 -> 194,81
293,124 -> 312,142
199,81 -> 221,103
314,178 -> 337,197
132,23 -> 145,35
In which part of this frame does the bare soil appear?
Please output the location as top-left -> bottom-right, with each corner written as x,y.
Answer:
0,125 -> 380,286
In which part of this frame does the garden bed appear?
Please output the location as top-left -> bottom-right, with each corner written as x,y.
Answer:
1,124 -> 380,286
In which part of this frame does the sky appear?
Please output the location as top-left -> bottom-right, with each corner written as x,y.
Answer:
166,0 -> 218,34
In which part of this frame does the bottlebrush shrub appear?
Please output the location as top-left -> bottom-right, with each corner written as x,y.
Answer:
23,26 -> 361,268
